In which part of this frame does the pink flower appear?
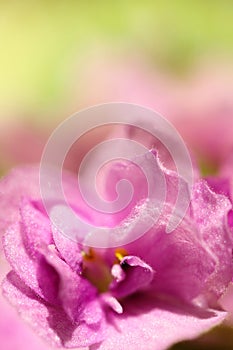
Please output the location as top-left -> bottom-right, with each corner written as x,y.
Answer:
1,147 -> 233,350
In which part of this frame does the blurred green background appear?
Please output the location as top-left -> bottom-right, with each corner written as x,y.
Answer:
0,0 -> 232,125
0,0 -> 232,169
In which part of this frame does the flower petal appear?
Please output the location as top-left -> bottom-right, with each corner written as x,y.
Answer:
39,244 -> 102,326
91,294 -> 226,350
19,198 -> 52,258
0,166 -> 40,250
3,222 -> 48,300
2,271 -> 105,348
205,177 -> 231,199
119,177 -> 232,304
122,206 -> 215,302
0,292 -> 52,350
111,255 -> 154,298
52,224 -> 83,273
219,282 -> 233,314
3,202 -> 60,304
191,180 -> 233,304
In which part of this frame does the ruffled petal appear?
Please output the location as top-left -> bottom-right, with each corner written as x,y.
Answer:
19,198 -> 52,258
0,293 -> 52,350
3,202 -> 97,317
0,166 -> 40,250
191,180 -> 233,304
3,221 -> 50,301
111,255 -> 154,298
205,176 -> 231,199
89,153 -> 228,302
91,294 -> 226,350
39,244 -> 102,326
3,199 -> 60,303
2,271 -> 105,348
52,224 -> 83,273
122,205 -> 215,302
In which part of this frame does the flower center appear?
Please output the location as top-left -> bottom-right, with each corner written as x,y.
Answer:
81,248 -> 112,293
81,248 -> 128,293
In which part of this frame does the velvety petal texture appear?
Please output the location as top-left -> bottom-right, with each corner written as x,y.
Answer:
0,291 -> 53,350
111,255 -> 154,298
1,145 -> 233,350
2,190 -> 106,348
0,166 -> 40,251
191,180 -> 233,304
90,295 -> 227,350
2,271 -> 105,348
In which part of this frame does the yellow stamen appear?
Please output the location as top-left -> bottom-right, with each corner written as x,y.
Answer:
115,248 -> 128,262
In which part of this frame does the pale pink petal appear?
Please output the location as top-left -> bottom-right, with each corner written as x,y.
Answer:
3,196 -> 61,303
91,294 -> 226,350
100,294 -> 123,314
111,264 -> 125,283
52,225 -> 83,273
191,180 -> 233,304
2,271 -> 105,348
19,198 -> 52,257
3,222 -> 48,300
0,166 -> 40,248
0,293 -> 52,350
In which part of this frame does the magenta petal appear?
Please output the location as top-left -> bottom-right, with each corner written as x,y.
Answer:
121,176 -> 232,303
2,218 -> 67,306
111,256 -> 154,298
3,203 -> 60,304
39,244 -> 103,325
205,176 -> 231,199
91,295 -> 226,350
3,222 -> 46,299
2,271 -> 105,348
228,210 -> 233,229
52,225 -> 83,273
0,166 -> 40,250
19,198 -> 52,257
124,214 -> 215,302
218,281 -> 233,325
192,180 -> 233,302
